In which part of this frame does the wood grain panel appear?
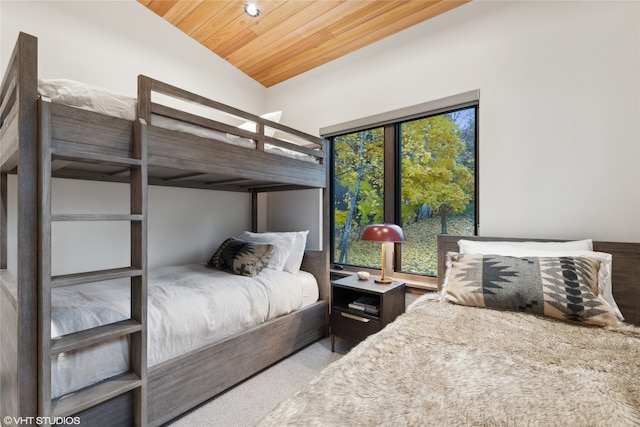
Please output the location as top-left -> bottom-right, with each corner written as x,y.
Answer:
156,0 -> 201,24
147,301 -> 326,426
206,0 -> 291,55
139,0 -> 469,86
146,126 -> 326,188
594,241 -> 640,326
258,0 -> 465,87
50,104 -> 133,157
175,1 -> 230,35
0,110 -> 19,172
1,174 -> 6,269
189,1 -> 242,43
15,31 -> 40,420
228,0 -> 344,68
1,271 -> 19,420
238,0 -> 406,74
146,0 -> 177,17
70,393 -> 133,427
301,249 -> 329,301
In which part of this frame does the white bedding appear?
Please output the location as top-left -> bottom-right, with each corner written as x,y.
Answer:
37,79 -> 319,163
50,264 -> 318,399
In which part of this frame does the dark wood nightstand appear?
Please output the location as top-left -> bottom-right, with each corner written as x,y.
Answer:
331,275 -> 405,352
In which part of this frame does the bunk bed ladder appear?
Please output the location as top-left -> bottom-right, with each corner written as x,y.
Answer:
38,100 -> 148,426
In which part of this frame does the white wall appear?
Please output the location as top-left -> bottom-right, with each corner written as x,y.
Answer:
267,190 -> 323,250
267,0 -> 640,243
1,1 -> 265,108
7,176 -> 250,275
1,0 -> 267,273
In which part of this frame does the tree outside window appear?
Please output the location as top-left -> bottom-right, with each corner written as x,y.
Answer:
331,105 -> 477,277
333,127 -> 384,268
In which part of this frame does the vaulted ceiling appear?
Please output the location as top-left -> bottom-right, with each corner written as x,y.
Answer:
138,0 -> 469,87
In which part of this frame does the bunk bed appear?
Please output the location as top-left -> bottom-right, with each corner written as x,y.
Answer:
260,235 -> 640,426
1,32 -> 329,426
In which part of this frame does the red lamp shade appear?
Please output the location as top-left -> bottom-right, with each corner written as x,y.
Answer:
361,224 -> 405,284
361,224 -> 406,242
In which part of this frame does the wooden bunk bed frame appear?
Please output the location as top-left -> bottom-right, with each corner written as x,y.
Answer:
1,32 -> 330,426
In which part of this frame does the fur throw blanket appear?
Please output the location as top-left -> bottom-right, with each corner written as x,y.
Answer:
260,295 -> 640,426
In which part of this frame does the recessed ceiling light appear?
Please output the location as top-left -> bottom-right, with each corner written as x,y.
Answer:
244,2 -> 260,18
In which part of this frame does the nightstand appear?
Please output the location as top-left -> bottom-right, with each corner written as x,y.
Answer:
331,275 -> 405,352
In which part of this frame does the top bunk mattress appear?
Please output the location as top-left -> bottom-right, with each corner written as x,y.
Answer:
37,79 -> 319,164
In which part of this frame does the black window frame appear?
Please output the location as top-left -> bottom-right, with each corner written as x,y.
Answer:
328,100 -> 479,281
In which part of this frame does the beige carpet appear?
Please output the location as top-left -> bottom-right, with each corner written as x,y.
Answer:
164,337 -> 344,426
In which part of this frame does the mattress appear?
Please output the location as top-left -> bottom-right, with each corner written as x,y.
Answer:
37,79 -> 319,163
50,264 -> 319,399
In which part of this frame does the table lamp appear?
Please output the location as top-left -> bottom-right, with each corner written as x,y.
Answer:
361,224 -> 406,284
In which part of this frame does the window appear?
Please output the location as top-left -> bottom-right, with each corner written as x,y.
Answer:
332,127 -> 385,268
327,93 -> 478,278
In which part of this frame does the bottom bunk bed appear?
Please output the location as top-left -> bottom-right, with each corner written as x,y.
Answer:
259,236 -> 640,426
1,248 -> 328,427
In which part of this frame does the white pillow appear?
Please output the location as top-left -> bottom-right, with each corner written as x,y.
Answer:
456,239 -> 623,321
284,230 -> 309,274
237,231 -> 296,271
457,239 -> 593,256
238,111 -> 282,137
237,230 -> 309,273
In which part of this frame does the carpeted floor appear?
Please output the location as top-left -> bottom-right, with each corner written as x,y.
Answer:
164,337 -> 345,426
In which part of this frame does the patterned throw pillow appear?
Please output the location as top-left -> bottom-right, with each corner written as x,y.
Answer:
443,253 -> 620,327
208,238 -> 274,277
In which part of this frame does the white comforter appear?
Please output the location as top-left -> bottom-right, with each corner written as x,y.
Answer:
50,264 -> 318,398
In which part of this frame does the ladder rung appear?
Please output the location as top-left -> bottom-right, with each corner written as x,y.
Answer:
51,319 -> 142,355
51,148 -> 142,167
52,266 -> 143,288
51,372 -> 141,418
51,214 -> 143,222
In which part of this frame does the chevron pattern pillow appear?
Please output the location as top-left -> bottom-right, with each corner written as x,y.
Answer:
443,253 -> 620,327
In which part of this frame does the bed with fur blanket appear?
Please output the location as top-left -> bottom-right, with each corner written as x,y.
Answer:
259,294 -> 640,426
261,237 -> 640,425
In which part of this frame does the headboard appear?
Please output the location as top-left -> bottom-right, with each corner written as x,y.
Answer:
437,235 -> 640,326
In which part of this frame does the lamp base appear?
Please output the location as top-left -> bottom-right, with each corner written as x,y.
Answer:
374,277 -> 392,284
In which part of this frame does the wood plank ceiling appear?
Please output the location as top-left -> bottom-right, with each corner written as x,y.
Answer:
138,0 -> 469,87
